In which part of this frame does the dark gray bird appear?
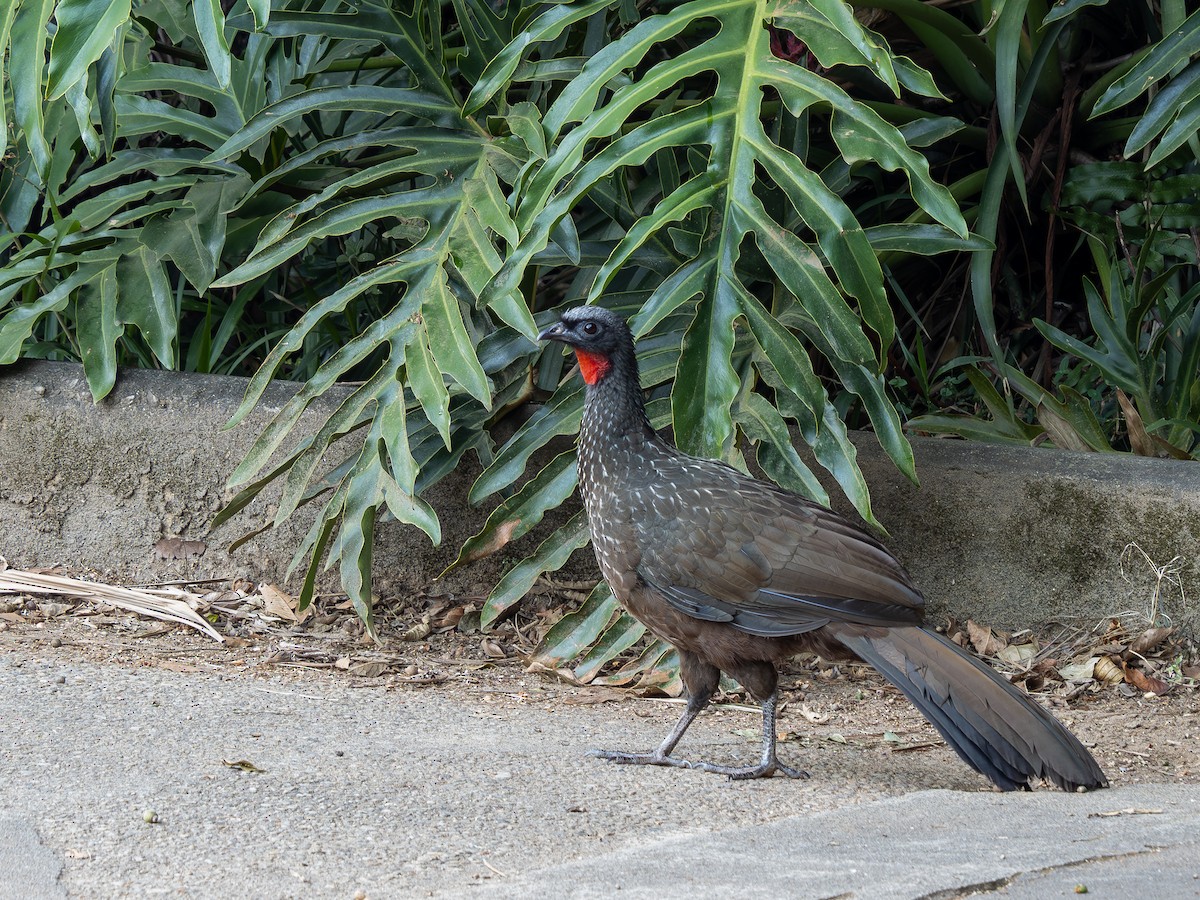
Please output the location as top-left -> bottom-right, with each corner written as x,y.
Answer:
538,305 -> 1107,790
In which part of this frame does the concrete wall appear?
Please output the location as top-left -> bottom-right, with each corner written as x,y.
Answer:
0,360 -> 1196,629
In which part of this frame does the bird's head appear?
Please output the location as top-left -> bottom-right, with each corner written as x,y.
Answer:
537,306 -> 633,386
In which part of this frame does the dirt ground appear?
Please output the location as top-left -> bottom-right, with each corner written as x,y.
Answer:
1,580 -> 1197,791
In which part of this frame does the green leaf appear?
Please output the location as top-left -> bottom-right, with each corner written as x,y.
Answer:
1146,93 -> 1200,168
572,610 -> 646,683
591,639 -> 678,689
423,267 -> 491,407
865,224 -> 992,255
75,261 -> 122,400
1041,0 -> 1107,25
470,382 -> 583,503
10,0 -> 55,179
533,581 -> 620,669
192,0 -> 232,88
465,0 -> 614,114
735,392 -> 828,503
481,510 -> 591,629
0,266 -> 92,363
673,280 -> 739,458
1124,60 -> 1200,155
142,179 -> 241,293
772,0 -> 901,95
406,323 -> 452,448
1092,9 -> 1200,116
0,1 -> 16,155
247,0 -> 270,31
115,242 -> 176,367
339,460 -> 380,636
46,0 -> 131,101
448,451 -> 578,572
206,86 -> 463,161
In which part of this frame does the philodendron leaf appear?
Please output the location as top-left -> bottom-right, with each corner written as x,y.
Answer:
478,0 -> 948,518
572,611 -> 646,682
45,0 -> 132,101
75,260 -> 123,400
532,581 -> 619,669
480,510 -> 591,630
447,450 -> 578,573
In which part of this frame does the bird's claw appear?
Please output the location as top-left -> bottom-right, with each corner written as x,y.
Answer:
725,761 -> 810,780
589,748 -> 808,779
587,748 -> 687,768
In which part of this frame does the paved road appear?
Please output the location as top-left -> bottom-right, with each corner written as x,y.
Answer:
2,648 -> 1197,898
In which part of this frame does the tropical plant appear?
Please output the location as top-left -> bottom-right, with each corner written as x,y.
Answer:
1,1 -> 975,661
868,0 -> 1200,444
884,1 -> 1200,459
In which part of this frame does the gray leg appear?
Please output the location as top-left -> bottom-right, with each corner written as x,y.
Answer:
589,688 -> 712,767
591,653 -> 808,780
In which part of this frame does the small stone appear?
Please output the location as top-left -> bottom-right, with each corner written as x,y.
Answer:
50,638 -> 62,648
54,675 -> 65,685
33,385 -> 45,396
143,809 -> 160,824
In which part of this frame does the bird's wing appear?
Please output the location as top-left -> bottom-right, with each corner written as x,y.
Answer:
629,452 -> 924,637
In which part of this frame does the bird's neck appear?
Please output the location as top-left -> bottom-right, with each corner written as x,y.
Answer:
578,353 -> 655,484
581,374 -> 652,445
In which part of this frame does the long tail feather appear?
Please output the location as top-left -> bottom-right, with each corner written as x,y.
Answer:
834,627 -> 1107,792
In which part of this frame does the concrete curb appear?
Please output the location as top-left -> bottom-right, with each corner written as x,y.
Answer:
0,360 -> 1196,628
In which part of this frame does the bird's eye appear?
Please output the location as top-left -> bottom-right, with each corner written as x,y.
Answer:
581,321 -> 599,335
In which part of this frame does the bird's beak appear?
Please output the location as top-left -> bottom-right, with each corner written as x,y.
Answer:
537,321 -> 567,342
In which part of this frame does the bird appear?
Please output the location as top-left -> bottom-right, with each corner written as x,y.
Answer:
537,305 -> 1107,791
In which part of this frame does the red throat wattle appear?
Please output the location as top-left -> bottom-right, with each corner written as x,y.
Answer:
575,349 -> 611,385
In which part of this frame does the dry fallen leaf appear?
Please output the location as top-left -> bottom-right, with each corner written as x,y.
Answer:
433,606 -> 466,631
1058,657 -> 1099,683
400,616 -> 432,642
1094,656 -> 1125,685
0,568 -> 222,641
348,661 -> 389,678
259,583 -> 308,624
997,641 -> 1038,667
1122,661 -> 1170,695
968,620 -> 1006,657
221,759 -> 265,773
799,705 -> 830,724
1129,626 -> 1174,657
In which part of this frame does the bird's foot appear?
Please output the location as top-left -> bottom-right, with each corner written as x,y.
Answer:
587,748 -> 697,769
683,758 -> 809,780
720,760 -> 809,781
589,749 -> 808,779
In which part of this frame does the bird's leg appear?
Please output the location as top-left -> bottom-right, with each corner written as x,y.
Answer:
589,653 -> 807,778
589,650 -> 719,769
700,689 -> 809,781
589,688 -> 711,768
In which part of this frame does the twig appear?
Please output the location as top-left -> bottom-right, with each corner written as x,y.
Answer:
480,858 -> 508,878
